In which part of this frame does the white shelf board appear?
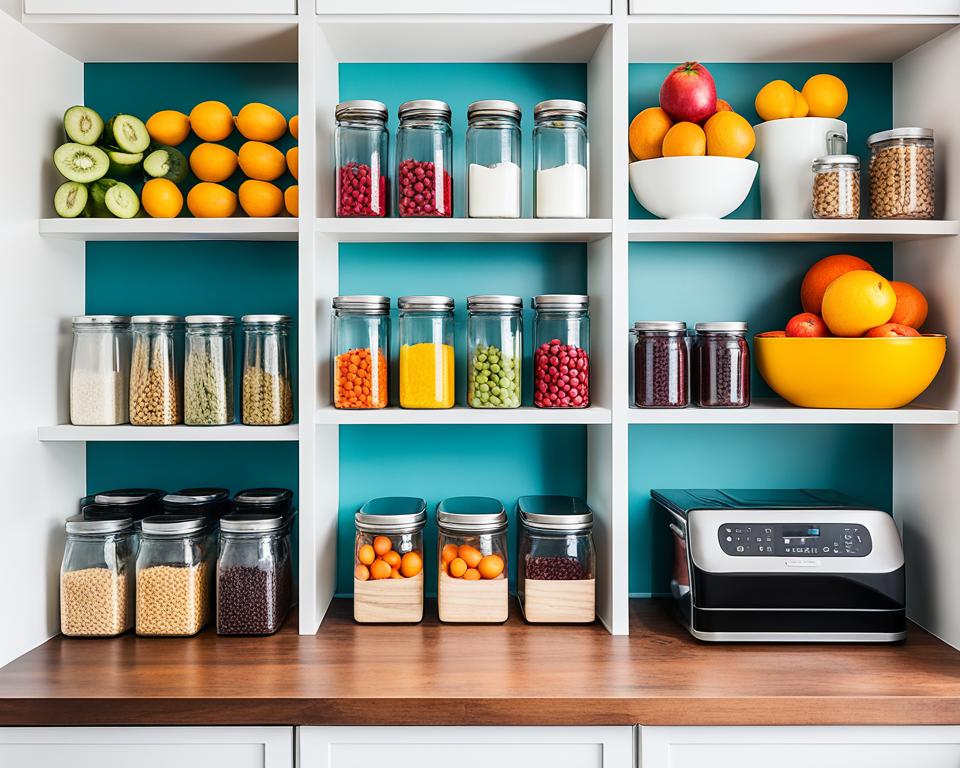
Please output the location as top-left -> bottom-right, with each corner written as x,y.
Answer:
626,399 -> 959,425
315,406 -> 612,425
39,218 -> 298,242
37,424 -> 300,441
627,219 -> 960,243
317,218 -> 612,242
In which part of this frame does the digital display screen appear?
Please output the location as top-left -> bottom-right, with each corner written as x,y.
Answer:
784,526 -> 820,538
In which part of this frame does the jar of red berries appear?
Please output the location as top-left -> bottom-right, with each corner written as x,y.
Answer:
533,295 -> 590,409
396,100 -> 453,218
335,100 -> 389,218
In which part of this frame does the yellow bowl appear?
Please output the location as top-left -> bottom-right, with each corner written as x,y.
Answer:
754,335 -> 946,409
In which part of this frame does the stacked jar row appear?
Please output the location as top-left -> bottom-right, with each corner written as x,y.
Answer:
61,487 -> 294,638
333,294 -> 590,410
70,314 -> 293,426
335,99 -> 588,219
632,321 -> 751,409
353,495 -> 595,625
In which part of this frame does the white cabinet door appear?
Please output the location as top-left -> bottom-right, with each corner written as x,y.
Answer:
316,0 -> 610,14
301,726 -> 634,768
630,1 -> 959,12
23,1 -> 296,13
0,727 -> 294,768
641,726 -> 960,768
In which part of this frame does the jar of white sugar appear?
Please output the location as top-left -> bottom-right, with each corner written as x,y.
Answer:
533,100 -> 588,219
466,100 -> 522,218
70,315 -> 131,426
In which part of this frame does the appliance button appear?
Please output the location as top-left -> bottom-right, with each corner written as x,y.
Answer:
764,528 -> 772,534
822,547 -> 829,553
726,536 -> 732,542
736,546 -> 744,553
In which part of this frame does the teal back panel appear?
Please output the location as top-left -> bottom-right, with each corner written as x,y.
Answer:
628,63 -> 892,218
339,63 -> 588,218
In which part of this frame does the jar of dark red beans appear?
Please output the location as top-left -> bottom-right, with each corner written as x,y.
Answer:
396,100 -> 453,218
533,294 -> 589,408
335,100 -> 389,218
693,322 -> 750,408
633,321 -> 687,408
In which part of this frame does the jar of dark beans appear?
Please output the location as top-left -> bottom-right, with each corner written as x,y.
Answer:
216,511 -> 292,635
693,322 -> 750,408
633,321 -> 687,408
396,100 -> 453,217
335,100 -> 389,217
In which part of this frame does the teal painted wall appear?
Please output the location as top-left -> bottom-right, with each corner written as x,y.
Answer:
628,63 -> 892,218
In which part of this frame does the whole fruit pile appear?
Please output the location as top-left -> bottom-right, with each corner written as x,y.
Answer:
762,253 -> 931,339
354,535 -> 423,582
755,73 -> 847,122
629,62 -> 755,161
52,101 -> 298,219
440,543 -> 505,581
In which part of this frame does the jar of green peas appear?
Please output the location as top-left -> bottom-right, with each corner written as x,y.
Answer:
467,295 -> 522,409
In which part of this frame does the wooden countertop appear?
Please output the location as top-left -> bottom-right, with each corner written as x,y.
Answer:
3,599 -> 960,727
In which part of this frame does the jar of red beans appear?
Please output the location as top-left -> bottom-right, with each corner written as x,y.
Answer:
693,322 -> 750,408
331,295 -> 390,409
335,100 -> 389,218
396,100 -> 453,218
533,294 -> 589,408
633,321 -> 687,408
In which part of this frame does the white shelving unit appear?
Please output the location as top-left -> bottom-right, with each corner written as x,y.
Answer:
626,400 -> 959,425
36,425 -> 300,441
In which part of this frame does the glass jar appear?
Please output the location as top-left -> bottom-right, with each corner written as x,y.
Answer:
396,100 -> 453,218
812,155 -> 861,220
81,488 -> 164,531
533,294 -> 590,408
868,128 -> 935,219
467,295 -> 522,409
184,315 -> 235,426
335,100 -> 389,218
466,100 -> 521,219
398,296 -> 455,409
332,295 -> 390,410
162,487 -> 231,521
233,487 -> 294,520
136,514 -> 214,636
516,495 -> 595,623
70,315 -> 131,426
242,314 -> 293,425
216,511 -> 292,635
353,497 -> 427,624
437,496 -> 509,623
533,100 -> 588,219
61,513 -> 136,637
633,321 -> 687,409
129,315 -> 181,426
693,322 -> 750,408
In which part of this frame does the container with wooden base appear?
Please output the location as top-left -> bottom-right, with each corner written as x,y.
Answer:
353,496 -> 426,623
517,495 -> 596,623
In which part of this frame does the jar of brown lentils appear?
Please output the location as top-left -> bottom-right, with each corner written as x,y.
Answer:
812,155 -> 860,219
867,128 -> 935,220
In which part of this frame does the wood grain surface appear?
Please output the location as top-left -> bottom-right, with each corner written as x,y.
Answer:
2,599 -> 960,727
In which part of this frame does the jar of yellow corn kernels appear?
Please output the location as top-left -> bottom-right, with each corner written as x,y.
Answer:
398,296 -> 455,409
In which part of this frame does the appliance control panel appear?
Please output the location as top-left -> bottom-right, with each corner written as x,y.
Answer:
718,522 -> 872,557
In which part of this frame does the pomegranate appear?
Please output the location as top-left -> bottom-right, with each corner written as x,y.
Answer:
659,62 -> 718,124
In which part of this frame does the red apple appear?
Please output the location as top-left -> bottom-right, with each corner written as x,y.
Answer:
786,312 -> 829,338
756,330 -> 786,337
659,62 -> 718,124
864,323 -> 921,338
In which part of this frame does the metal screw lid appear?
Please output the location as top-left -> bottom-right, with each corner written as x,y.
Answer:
130,315 -> 182,324
467,295 -> 523,313
185,315 -> 235,325
356,497 -> 428,533
517,495 -> 593,532
72,315 -> 130,325
233,487 -> 293,510
336,100 -> 388,122
534,99 -> 587,121
398,296 -> 455,311
533,294 -> 589,311
65,512 -> 133,535
436,496 -> 508,533
141,514 -> 208,536
242,314 -> 291,325
867,127 -> 934,145
220,511 -> 286,534
333,296 -> 391,314
812,154 -> 860,172
695,321 -> 748,333
467,100 -> 522,122
633,321 -> 686,332
398,99 -> 452,122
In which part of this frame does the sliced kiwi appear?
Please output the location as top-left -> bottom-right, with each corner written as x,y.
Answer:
63,106 -> 104,146
106,114 -> 150,154
54,143 -> 109,183
87,179 -> 140,219
143,146 -> 187,184
54,181 -> 88,218
107,149 -> 143,178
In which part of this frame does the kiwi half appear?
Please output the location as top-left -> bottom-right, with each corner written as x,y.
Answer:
143,146 -> 187,184
63,106 -> 104,146
54,143 -> 109,184
106,114 -> 150,154
54,181 -> 88,218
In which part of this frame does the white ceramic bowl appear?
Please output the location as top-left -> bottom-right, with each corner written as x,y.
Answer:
629,156 -> 759,219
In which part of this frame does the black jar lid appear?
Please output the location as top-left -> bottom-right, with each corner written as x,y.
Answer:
517,495 -> 593,532
141,514 -> 209,536
66,511 -> 134,535
356,497 -> 427,533
233,487 -> 294,516
162,487 -> 231,518
82,488 -> 165,520
436,496 -> 507,533
220,511 -> 287,534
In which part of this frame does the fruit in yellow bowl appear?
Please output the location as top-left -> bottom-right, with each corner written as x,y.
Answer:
821,270 -> 896,337
755,335 -> 946,409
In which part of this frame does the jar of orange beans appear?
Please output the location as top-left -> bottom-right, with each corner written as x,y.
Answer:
437,496 -> 509,623
353,497 -> 426,623
332,295 -> 390,409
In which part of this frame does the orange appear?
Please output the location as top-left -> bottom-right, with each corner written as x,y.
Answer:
822,270 -> 897,337
714,98 -> 733,114
629,107 -> 673,161
236,102 -> 287,142
661,122 -> 706,157
441,543 -> 459,564
239,180 -> 283,217
755,80 -> 795,122
189,100 -> 234,142
449,557 -> 467,578
791,90 -> 809,118
800,253 -> 874,314
463,568 -> 481,581
382,550 -> 401,569
369,559 -> 392,580
477,554 -> 504,580
704,111 -> 755,158
889,281 -> 929,329
354,564 -> 370,581
288,114 -> 299,139
391,568 -> 403,579
286,146 -> 299,180
357,544 -> 375,565
457,544 -> 483,568
145,110 -> 190,147
372,535 -> 392,556
187,182 -> 237,218
141,178 -> 183,218
400,551 -> 423,578
801,74 -> 847,119
284,185 -> 298,217
238,141 -> 286,182
189,143 -> 238,183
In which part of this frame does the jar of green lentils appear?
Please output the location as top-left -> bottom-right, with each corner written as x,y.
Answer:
467,295 -> 522,409
184,315 -> 235,426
